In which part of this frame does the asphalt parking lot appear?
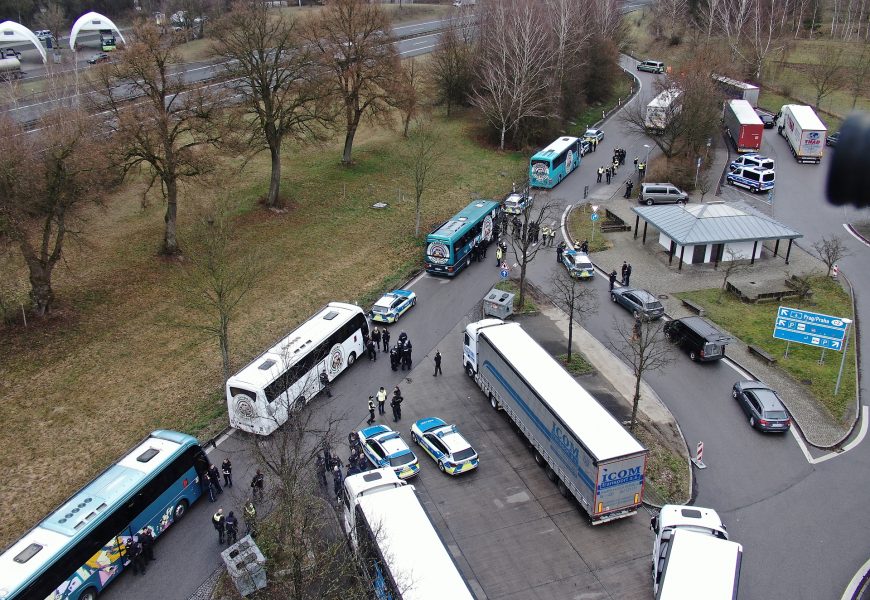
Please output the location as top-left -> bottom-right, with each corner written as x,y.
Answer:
384,309 -> 654,600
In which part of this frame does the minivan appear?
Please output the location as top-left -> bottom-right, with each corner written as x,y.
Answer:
637,60 -> 665,74
639,183 -> 688,206
729,153 -> 775,171
664,316 -> 729,362
726,166 -> 775,193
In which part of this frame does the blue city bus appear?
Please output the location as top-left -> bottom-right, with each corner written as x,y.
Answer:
529,136 -> 582,189
425,199 -> 501,276
0,431 -> 208,600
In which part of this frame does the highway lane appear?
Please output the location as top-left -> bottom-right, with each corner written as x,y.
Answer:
512,55 -> 870,599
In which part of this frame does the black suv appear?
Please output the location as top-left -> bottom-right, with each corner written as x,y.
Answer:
663,316 -> 729,362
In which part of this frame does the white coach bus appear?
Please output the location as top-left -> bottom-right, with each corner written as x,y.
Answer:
226,302 -> 369,435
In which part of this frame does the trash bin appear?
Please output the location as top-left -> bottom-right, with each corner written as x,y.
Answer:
483,288 -> 514,319
221,535 -> 267,597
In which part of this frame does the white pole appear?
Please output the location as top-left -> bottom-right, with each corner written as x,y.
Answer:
835,322 -> 852,395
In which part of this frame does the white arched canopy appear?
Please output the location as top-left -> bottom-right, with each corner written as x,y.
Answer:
0,21 -> 47,63
69,12 -> 126,50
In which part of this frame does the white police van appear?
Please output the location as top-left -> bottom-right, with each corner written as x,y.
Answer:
726,165 -> 775,193
728,153 -> 774,171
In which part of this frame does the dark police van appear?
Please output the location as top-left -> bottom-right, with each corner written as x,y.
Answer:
664,316 -> 730,362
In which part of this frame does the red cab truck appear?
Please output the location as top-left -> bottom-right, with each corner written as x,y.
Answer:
724,99 -> 764,153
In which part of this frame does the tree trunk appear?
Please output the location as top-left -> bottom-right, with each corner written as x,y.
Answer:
26,259 -> 55,316
567,305 -> 574,362
500,126 -> 507,151
630,376 -> 642,432
266,138 -> 282,208
518,258 -> 527,309
403,114 -> 411,139
342,107 -> 361,166
162,178 -> 180,255
415,194 -> 422,237
220,315 -> 230,384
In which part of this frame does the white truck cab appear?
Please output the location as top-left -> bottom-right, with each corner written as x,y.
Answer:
463,318 -> 504,376
651,505 -> 741,599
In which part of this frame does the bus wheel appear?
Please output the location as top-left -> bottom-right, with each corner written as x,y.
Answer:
174,499 -> 189,522
79,588 -> 98,600
465,363 -> 475,378
557,480 -> 570,497
347,352 -> 356,366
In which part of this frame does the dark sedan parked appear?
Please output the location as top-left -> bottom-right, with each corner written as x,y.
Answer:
826,131 -> 839,147
732,380 -> 792,432
610,287 -> 664,320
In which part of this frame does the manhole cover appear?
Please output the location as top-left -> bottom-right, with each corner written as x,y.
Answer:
801,379 -> 812,385
658,294 -> 669,299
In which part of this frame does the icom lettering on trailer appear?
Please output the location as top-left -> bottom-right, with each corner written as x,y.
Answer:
598,466 -> 644,490
551,423 -> 580,467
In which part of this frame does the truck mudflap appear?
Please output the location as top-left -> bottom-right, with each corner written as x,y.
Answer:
591,506 -> 640,525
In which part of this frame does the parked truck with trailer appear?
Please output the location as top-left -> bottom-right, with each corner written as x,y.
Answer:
342,468 -> 474,600
645,88 -> 682,132
776,104 -> 826,164
463,319 -> 648,523
724,99 -> 764,153
651,504 -> 743,599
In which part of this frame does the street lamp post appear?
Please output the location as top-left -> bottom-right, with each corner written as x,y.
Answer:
642,144 -> 651,181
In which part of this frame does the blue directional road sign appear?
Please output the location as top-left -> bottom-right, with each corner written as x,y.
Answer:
773,306 -> 849,351
500,268 -> 509,279
591,213 -> 599,222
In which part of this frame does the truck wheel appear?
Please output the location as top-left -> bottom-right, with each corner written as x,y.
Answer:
534,451 -> 545,467
489,393 -> 498,410
546,466 -> 557,482
557,480 -> 569,497
689,350 -> 698,361
465,363 -> 475,378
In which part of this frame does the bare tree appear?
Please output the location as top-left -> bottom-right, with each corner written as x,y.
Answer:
718,248 -> 749,301
212,2 -> 332,208
545,0 -> 592,120
805,44 -> 846,110
249,400 -> 371,600
302,0 -> 400,165
390,58 -> 421,139
649,0 -> 690,40
175,203 -> 267,383
427,21 -> 474,117
471,0 -> 554,150
732,0 -> 787,80
812,235 -> 852,276
0,110 -> 113,316
506,188 -> 554,309
846,42 -> 870,109
97,21 -> 222,256
407,116 -> 442,238
550,270 -> 598,362
609,317 -> 673,433
35,2 -> 67,47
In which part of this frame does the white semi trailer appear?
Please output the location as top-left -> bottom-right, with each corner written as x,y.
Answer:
463,319 -> 648,523
776,104 -> 826,164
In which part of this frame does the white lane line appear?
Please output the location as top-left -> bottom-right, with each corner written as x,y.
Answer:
393,19 -> 444,30
406,270 -> 428,288
400,44 -> 437,56
843,223 -> 870,249
841,555 -> 870,600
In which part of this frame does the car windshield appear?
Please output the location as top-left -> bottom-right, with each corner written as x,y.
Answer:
388,453 -> 413,467
646,301 -> 663,310
371,305 -> 390,314
452,448 -> 476,461
765,410 -> 789,420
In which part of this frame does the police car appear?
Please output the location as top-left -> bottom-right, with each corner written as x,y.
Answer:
369,289 -> 416,324
358,424 -> 420,480
502,191 -> 534,215
728,153 -> 775,171
583,128 -> 604,144
726,165 -> 775,193
560,249 -> 595,279
410,417 -> 479,475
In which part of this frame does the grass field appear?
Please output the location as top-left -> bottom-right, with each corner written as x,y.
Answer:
677,277 -> 857,422
567,203 -> 613,253
0,109 -> 523,547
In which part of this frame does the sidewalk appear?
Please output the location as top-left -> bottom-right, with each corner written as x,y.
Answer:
573,142 -> 852,447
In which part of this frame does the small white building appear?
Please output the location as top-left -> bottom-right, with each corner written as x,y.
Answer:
631,202 -> 802,270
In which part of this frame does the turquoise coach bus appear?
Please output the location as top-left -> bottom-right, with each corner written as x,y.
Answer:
425,199 -> 501,276
0,430 -> 208,600
529,136 -> 582,189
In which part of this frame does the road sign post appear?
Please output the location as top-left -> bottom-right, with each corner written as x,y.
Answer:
835,319 -> 853,395
590,205 -> 599,243
691,441 -> 706,469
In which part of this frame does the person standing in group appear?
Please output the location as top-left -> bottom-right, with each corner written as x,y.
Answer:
624,180 -> 634,199
128,535 -> 146,575
221,458 -> 232,488
634,156 -> 639,170
207,464 -> 223,496
597,166 -> 603,183
225,511 -> 239,545
367,337 -> 377,361
367,396 -> 376,424
541,225 -> 550,244
625,263 -> 633,286
371,327 -> 381,352
381,328 -> 390,352
612,158 -> 619,174
581,239 -> 589,253
315,454 -> 327,488
621,261 -> 628,284
139,528 -> 155,562
389,345 -> 400,371
319,370 -> 332,398
605,168 -> 612,184
481,241 -> 488,259
377,386 -> 387,415
549,227 -> 556,247
496,243 -> 503,266
638,162 -> 646,179
609,270 -> 617,291
250,469 -> 265,502
433,350 -> 442,376
391,388 -> 403,422
556,241 -> 565,264
243,500 -> 258,538
204,471 -> 216,503
332,465 -> 343,501
212,508 -> 226,544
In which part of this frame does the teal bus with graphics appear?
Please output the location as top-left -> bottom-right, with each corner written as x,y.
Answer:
0,431 -> 209,600
425,199 -> 501,276
529,136 -> 582,189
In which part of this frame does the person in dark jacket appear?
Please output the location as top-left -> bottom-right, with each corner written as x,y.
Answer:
433,350 -> 442,376
624,263 -> 633,286
139,528 -> 155,562
207,464 -> 223,496
609,270 -> 617,291
391,387 -> 403,422
128,537 -> 146,575
221,458 -> 233,488
381,328 -> 390,352
556,241 -> 565,264
225,511 -> 238,545
371,327 -> 381,351
390,345 -> 400,371
401,340 -> 413,370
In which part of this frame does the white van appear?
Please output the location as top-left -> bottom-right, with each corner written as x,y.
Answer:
726,166 -> 775,193
728,153 -> 774,171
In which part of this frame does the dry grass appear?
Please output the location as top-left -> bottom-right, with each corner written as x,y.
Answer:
0,110 -> 523,547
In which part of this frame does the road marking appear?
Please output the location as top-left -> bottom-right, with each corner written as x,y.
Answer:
841,555 -> 870,600
393,19 -> 444,30
406,270 -> 428,288
400,44 -> 437,56
843,223 -> 870,249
